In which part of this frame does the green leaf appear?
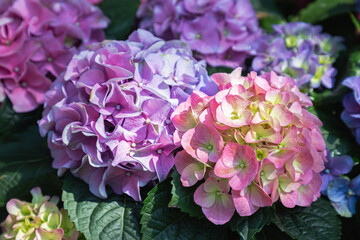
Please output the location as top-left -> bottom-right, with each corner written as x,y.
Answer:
206,66 -> 234,76
350,13 -> 360,31
272,198 -> 341,240
0,126 -> 61,208
140,180 -> 228,240
348,49 -> 360,77
0,99 -> 42,142
295,0 -> 355,23
229,207 -> 273,240
99,0 -> 140,40
168,170 -> 203,218
249,0 -> 285,33
250,0 -> 283,17
254,223 -> 294,240
62,174 -> 142,240
309,100 -> 360,163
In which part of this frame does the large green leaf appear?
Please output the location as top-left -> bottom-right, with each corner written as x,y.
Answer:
272,198 -> 341,240
229,207 -> 273,240
295,0 -> 355,23
99,0 -> 140,40
0,126 -> 60,208
168,170 -> 203,218
62,175 -> 142,240
140,180 -> 228,240
0,99 -> 42,142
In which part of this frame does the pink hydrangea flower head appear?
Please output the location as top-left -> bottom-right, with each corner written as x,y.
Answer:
38,29 -> 218,201
172,67 -> 326,224
0,187 -> 78,240
0,0 -> 109,112
137,0 -> 262,68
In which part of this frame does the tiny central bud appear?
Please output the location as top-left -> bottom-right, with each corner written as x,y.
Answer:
165,119 -> 171,124
116,105 -> 121,110
131,142 -> 136,148
145,118 -> 151,124
47,57 -> 53,62
138,83 -> 144,87
260,171 -> 264,176
206,145 -> 213,151
126,172 -> 131,176
5,40 -> 11,45
239,162 -> 245,169
157,149 -> 162,154
21,82 -> 27,88
195,33 -> 201,39
173,76 -> 178,81
14,67 -> 20,73
348,189 -> 355,196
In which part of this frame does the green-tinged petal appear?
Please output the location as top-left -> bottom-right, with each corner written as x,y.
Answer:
60,209 -> 79,240
38,202 -> 60,223
35,228 -> 64,240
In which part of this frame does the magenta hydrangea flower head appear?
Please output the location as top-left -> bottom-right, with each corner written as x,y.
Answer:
0,0 -> 109,113
251,22 -> 343,91
172,67 -> 326,224
137,0 -> 262,68
0,187 -> 79,240
38,29 -> 218,201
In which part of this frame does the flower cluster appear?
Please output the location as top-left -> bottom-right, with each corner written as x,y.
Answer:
137,0 -> 262,68
342,76 -> 360,145
38,29 -> 217,201
320,152 -> 360,217
0,0 -> 109,112
326,176 -> 360,218
172,67 -> 326,225
0,187 -> 78,240
251,22 -> 343,90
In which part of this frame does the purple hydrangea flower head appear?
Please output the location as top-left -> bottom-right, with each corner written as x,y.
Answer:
320,151 -> 353,195
0,0 -> 109,113
38,29 -> 218,201
137,0 -> 262,68
341,76 -> 360,144
251,22 -> 343,90
327,175 -> 360,217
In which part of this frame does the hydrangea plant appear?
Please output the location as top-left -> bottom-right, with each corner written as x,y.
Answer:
342,76 -> 360,145
137,0 -> 262,68
251,22 -> 343,90
38,29 -> 217,201
0,0 -> 109,112
0,187 -> 78,240
172,67 -> 326,224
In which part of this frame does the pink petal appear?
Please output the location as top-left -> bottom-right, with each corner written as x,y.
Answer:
202,194 -> 235,225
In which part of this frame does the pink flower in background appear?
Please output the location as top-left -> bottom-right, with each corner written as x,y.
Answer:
0,0 -> 109,112
137,0 -> 262,68
39,29 -> 218,201
0,187 -> 78,240
172,67 -> 326,224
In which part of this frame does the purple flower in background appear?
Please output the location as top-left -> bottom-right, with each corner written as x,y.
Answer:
342,76 -> 360,145
38,29 -> 218,201
327,176 -> 360,217
251,22 -> 343,90
137,0 -> 262,68
320,151 -> 353,195
0,0 -> 109,112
